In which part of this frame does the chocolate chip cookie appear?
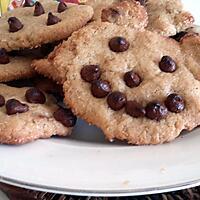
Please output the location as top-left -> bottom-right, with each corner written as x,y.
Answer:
0,48 -> 36,82
37,22 -> 200,145
0,84 -> 76,145
0,1 -> 93,51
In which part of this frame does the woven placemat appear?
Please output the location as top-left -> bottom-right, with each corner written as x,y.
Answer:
0,183 -> 200,200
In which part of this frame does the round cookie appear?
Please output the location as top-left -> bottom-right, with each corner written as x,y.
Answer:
56,22 -> 200,145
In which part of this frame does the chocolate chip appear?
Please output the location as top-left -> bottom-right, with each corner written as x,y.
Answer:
125,101 -> 145,118
101,8 -> 120,23
47,12 -> 61,26
159,56 -> 177,73
25,88 -> 46,104
165,93 -> 185,113
23,0 -> 35,7
58,2 -> 68,13
145,102 -> 168,121
91,80 -> 111,98
170,31 -> 187,42
6,99 -> 29,115
0,48 -> 10,64
8,17 -> 23,33
81,65 -> 101,83
53,108 -> 77,127
107,91 -> 127,111
136,0 -> 146,6
34,1 -> 45,16
124,71 -> 141,88
0,95 -> 5,107
109,37 -> 130,53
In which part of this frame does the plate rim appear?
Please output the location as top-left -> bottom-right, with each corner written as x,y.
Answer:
0,175 -> 200,197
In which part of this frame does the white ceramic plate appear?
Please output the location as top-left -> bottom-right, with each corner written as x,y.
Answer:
0,0 -> 200,197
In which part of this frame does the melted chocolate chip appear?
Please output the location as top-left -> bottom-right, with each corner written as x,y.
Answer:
81,65 -> 101,83
25,88 -> 46,104
170,31 -> 187,42
109,37 -> 130,53
0,48 -> 10,64
124,71 -> 141,88
165,93 -> 185,113
58,2 -> 68,13
8,17 -> 23,33
136,0 -> 146,6
23,0 -> 35,7
47,12 -> 61,26
34,1 -> 45,16
0,95 -> 5,107
159,56 -> 177,73
91,80 -> 111,98
53,108 -> 77,127
145,102 -> 168,121
125,101 -> 145,118
107,91 -> 127,111
6,99 -> 29,115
